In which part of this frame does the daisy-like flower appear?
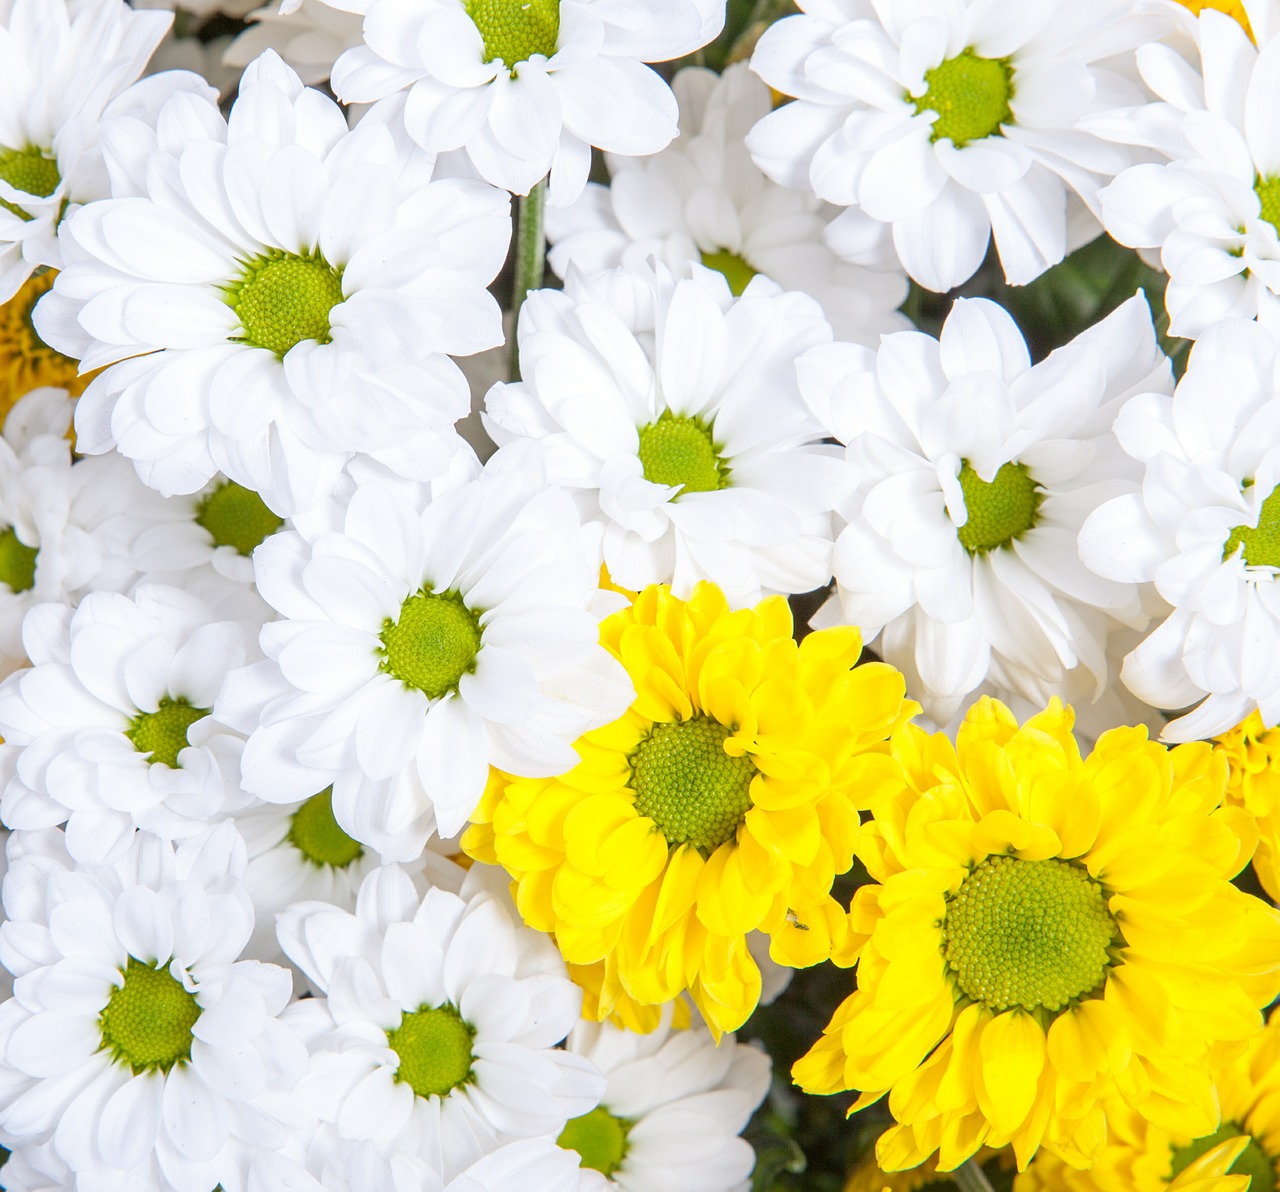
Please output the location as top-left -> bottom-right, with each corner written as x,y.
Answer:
794,698 -> 1280,1174
0,271 -> 90,419
220,466 -> 633,857
276,863 -> 605,1179
0,824 -> 307,1189
35,50 -> 510,517
746,0 -> 1162,291
1213,712 -> 1280,901
484,263 -> 843,606
1079,318 -> 1280,741
0,1141 -> 75,1192
558,1006 -> 770,1192
0,583 -> 258,863
805,294 -> 1170,725
0,0 -> 174,302
544,64 -> 909,347
226,0 -> 365,86
463,582 -> 918,1037
328,0 -> 723,205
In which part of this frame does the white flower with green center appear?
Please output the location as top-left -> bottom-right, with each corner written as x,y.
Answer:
35,50 -> 510,517
0,583 -> 259,864
1080,317 -> 1280,741
804,294 -> 1171,724
1096,7 -> 1280,338
275,863 -> 605,1180
217,466 -> 632,855
327,0 -> 723,203
483,262 -> 844,605
745,0 -> 1165,292
545,64 -> 909,347
561,1005 -> 770,1192
0,825 -> 307,1188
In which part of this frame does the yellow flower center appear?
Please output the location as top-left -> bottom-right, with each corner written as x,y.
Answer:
1223,483 -> 1280,567
700,249 -> 758,297
630,716 -> 757,853
914,51 -> 1014,147
955,460 -> 1041,554
1170,1124 -> 1277,1192
225,250 -> 345,358
99,957 -> 201,1074
0,146 -> 59,221
0,527 -> 36,593
942,855 -> 1118,1013
287,787 -> 363,868
558,1105 -> 631,1177
387,1003 -> 475,1098
467,0 -> 560,70
195,481 -> 283,556
637,412 -> 730,495
125,698 -> 211,769
378,589 -> 483,699
1257,176 -> 1280,232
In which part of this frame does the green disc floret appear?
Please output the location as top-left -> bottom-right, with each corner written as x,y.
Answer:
1223,483 -> 1280,567
125,697 -> 211,768
630,715 -> 757,853
1257,176 -> 1280,232
700,249 -> 757,297
1170,1123 -> 1277,1192
195,481 -> 284,556
379,588 -> 483,699
955,459 -> 1041,553
287,787 -> 363,868
99,956 -> 201,1074
914,51 -> 1014,147
388,1003 -> 475,1098
0,527 -> 37,593
637,412 -> 730,495
225,249 -> 344,358
0,146 -> 59,222
467,0 -> 560,70
943,855 -> 1119,1013
558,1105 -> 631,1176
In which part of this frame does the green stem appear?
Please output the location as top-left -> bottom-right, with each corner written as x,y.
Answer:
509,176 -> 547,381
952,1159 -> 997,1192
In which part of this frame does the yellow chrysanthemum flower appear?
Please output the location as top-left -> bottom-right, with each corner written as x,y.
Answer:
1168,1140 -> 1253,1192
0,270 -> 86,424
463,582 -> 918,1037
794,698 -> 1280,1174
1173,0 -> 1253,39
845,1147 -> 1006,1192
1214,711 -> 1280,900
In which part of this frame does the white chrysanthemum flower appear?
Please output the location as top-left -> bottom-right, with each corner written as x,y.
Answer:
1095,8 -> 1280,338
0,583 -> 258,863
0,387 -> 175,671
276,863 -> 605,1180
0,1139 -> 74,1192
328,0 -> 724,205
558,1007 -> 769,1192
805,293 -> 1171,724
1079,317 -> 1280,741
483,263 -> 843,605
35,50 -> 510,517
226,0 -> 364,86
746,0 -> 1164,291
0,0 -> 174,301
217,465 -> 633,853
0,825 -> 307,1190
545,64 -> 909,346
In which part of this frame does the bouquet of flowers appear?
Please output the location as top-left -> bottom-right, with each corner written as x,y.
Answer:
1,0 -> 1280,1189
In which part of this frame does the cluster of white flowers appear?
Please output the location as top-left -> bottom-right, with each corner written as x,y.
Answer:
3,0 -> 1280,1186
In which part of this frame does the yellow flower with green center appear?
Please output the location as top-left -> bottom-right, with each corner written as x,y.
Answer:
1214,711 -> 1280,902
0,270 -> 88,426
462,582 -> 918,1036
913,50 -> 1014,147
794,697 -> 1280,1174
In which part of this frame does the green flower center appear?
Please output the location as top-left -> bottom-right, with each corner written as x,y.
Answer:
1223,483 -> 1280,567
387,1003 -> 475,1098
955,460 -> 1041,554
943,855 -> 1118,1013
0,527 -> 37,593
225,249 -> 344,358
1170,1123 -> 1277,1192
0,146 -> 59,222
700,249 -> 757,297
467,0 -> 560,70
195,481 -> 284,556
125,697 -> 211,769
1257,176 -> 1280,232
630,715 -> 757,854
99,956 -> 201,1074
914,51 -> 1014,147
558,1105 -> 631,1177
637,412 -> 730,495
287,787 -> 364,868
379,588 -> 482,700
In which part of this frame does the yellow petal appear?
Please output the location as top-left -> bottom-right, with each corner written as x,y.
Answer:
976,1009 -> 1046,1135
